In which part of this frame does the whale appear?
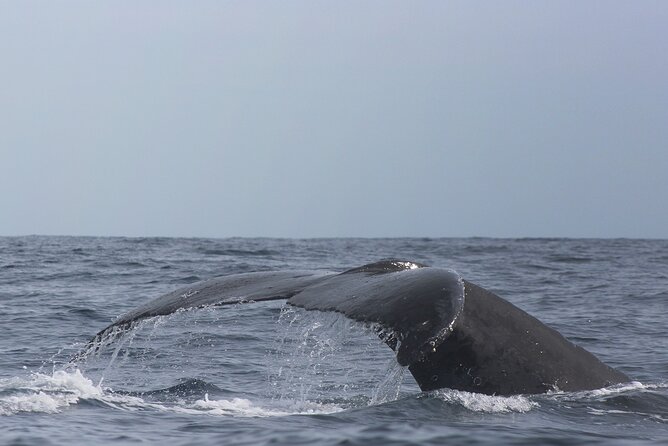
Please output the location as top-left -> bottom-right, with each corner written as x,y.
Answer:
81,260 -> 629,396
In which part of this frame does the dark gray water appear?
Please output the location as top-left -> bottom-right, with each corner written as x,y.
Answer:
1,236 -> 667,445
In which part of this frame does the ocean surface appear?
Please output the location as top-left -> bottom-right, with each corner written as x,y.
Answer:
1,236 -> 667,445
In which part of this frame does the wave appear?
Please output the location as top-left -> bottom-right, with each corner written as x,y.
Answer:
0,369 -> 344,418
426,381 -> 668,415
3,369 -> 666,424
199,248 -> 279,257
133,378 -> 222,398
544,380 -> 662,399
545,381 -> 668,423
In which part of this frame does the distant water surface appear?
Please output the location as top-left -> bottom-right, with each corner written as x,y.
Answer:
1,236 -> 667,445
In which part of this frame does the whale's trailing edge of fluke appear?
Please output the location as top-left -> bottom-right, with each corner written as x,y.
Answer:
80,260 -> 629,395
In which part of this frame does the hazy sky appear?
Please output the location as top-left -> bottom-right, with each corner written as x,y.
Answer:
1,1 -> 666,238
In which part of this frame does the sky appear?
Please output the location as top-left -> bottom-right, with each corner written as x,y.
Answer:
1,1 -> 666,238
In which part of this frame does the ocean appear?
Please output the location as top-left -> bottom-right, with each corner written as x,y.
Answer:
1,236 -> 666,445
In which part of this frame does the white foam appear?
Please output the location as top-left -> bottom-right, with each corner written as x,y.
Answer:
132,393 -> 344,418
546,381 -> 656,401
191,395 -> 285,416
587,407 -> 668,422
0,369 -> 103,416
184,394 -> 340,417
0,391 -> 72,415
433,388 -> 538,413
582,381 -> 647,397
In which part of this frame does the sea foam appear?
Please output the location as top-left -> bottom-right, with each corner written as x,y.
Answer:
0,369 -> 102,415
432,388 -> 538,413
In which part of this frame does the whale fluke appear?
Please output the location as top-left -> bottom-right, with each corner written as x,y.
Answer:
288,261 -> 464,366
80,260 -> 629,395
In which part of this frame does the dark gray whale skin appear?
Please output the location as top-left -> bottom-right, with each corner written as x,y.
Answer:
409,281 -> 628,395
83,260 -> 629,396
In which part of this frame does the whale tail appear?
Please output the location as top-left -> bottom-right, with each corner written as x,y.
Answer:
76,260 -> 629,395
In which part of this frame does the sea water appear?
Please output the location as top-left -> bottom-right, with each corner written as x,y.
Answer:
1,236 -> 667,445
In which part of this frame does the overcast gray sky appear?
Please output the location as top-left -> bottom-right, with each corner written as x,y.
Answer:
1,1 -> 666,238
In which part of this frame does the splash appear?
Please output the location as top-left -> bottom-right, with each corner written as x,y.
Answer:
369,358 -> 408,405
22,302 -> 423,418
268,305 -> 415,408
